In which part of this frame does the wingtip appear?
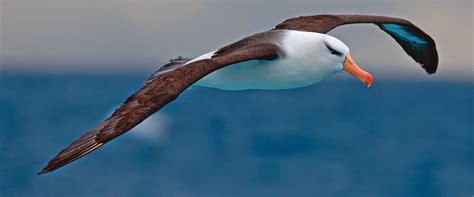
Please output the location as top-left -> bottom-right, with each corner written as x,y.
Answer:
423,64 -> 437,75
37,168 -> 50,175
37,163 -> 58,175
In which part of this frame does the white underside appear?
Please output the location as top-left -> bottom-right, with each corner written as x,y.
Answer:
191,30 -> 344,90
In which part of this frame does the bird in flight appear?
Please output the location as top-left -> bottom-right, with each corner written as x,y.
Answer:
39,14 -> 438,174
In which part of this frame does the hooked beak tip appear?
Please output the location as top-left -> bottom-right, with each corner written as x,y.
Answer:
366,75 -> 373,88
343,54 -> 373,88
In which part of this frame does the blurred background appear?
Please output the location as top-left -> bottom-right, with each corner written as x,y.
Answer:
1,0 -> 473,196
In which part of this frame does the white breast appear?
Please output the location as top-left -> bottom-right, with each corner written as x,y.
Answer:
193,30 -> 342,90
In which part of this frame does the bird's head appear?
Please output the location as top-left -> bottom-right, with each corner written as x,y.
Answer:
321,35 -> 373,87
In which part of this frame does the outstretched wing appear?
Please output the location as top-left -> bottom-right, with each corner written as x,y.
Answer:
274,14 -> 438,74
39,43 -> 283,174
145,56 -> 192,85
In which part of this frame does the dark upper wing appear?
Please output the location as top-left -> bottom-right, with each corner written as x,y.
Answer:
39,43 -> 282,174
274,14 -> 438,74
145,56 -> 192,85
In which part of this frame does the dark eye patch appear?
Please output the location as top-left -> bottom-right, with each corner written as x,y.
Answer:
325,44 -> 342,56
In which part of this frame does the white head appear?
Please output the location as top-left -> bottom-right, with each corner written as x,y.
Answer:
320,35 -> 350,71
319,34 -> 373,87
283,31 -> 373,87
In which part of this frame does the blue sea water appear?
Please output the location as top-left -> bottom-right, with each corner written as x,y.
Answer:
0,73 -> 472,196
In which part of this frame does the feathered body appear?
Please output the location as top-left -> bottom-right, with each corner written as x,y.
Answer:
194,30 -> 348,90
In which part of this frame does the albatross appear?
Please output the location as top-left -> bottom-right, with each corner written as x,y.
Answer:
39,14 -> 438,174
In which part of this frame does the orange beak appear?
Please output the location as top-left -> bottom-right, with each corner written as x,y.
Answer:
343,54 -> 373,87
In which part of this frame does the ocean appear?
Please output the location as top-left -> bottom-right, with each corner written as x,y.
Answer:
0,73 -> 472,196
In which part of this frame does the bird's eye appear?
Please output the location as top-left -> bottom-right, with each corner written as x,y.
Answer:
326,45 -> 342,56
330,49 -> 341,56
